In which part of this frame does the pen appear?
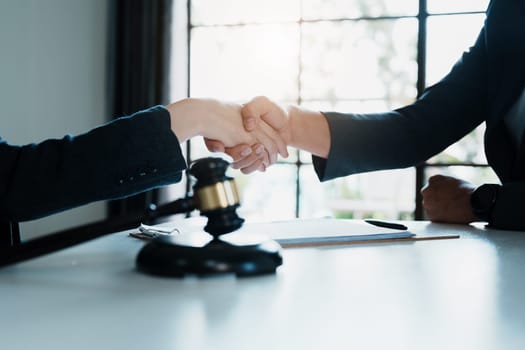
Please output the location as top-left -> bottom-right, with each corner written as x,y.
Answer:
364,219 -> 408,231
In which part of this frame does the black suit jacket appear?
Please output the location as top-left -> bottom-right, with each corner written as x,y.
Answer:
0,106 -> 186,222
313,0 -> 525,229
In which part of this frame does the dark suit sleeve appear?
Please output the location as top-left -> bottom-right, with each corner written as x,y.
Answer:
490,183 -> 525,230
0,105 -> 187,222
310,0 -> 525,231
312,24 -> 489,181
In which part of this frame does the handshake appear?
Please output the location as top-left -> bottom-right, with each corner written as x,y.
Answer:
167,96 -> 330,174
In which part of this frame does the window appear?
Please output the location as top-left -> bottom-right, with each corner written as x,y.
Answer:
170,0 -> 495,221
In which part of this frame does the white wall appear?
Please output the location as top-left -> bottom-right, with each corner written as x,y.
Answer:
0,0 -> 109,238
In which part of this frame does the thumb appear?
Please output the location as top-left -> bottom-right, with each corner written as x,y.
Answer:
242,95 -> 278,131
240,104 -> 259,132
204,138 -> 225,153
242,96 -> 286,132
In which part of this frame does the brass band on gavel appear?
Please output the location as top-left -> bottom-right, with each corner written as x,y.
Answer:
196,179 -> 240,211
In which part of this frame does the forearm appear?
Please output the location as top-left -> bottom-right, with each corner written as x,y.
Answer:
310,26 -> 489,181
288,106 -> 330,158
0,106 -> 186,222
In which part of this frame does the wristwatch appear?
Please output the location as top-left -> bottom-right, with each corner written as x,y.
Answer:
470,184 -> 500,222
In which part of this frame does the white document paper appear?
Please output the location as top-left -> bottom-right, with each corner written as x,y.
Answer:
237,218 -> 414,245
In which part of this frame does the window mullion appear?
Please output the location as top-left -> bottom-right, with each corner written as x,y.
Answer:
415,0 -> 428,220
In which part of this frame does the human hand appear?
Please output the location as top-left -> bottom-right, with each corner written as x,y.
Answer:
167,98 -> 285,172
421,174 -> 478,224
205,96 -> 292,174
205,140 -> 270,173
166,98 -> 255,146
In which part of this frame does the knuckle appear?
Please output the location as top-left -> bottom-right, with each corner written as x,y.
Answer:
428,174 -> 444,183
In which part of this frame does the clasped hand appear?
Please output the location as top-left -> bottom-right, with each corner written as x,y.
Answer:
204,96 -> 293,173
167,97 -> 290,173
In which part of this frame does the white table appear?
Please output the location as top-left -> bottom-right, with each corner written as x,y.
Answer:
1,220 -> 524,350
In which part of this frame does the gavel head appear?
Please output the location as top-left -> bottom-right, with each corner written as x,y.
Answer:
189,157 -> 245,237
